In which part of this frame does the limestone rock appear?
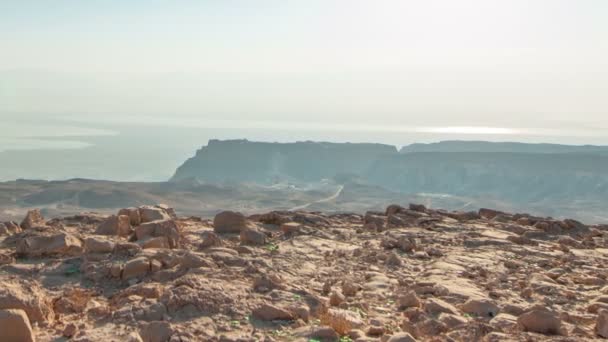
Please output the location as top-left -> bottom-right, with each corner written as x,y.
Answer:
16,233 -> 83,257
517,309 -> 563,335
122,257 -> 151,280
0,309 -> 35,342
20,209 -> 45,229
118,207 -> 142,226
135,219 -> 180,248
596,309 -> 608,338
240,225 -> 267,245
0,280 -> 54,323
139,206 -> 171,223
96,215 -> 132,237
214,211 -> 248,233
252,303 -> 294,321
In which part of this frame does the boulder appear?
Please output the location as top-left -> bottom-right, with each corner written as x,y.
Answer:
386,205 -> 405,216
252,303 -> 294,321
139,206 -> 171,223
0,222 -> 21,235
387,332 -> 417,342
597,309 -> 608,338
139,321 -> 174,342
424,298 -> 459,315
214,211 -> 248,233
240,226 -> 267,245
398,291 -> 421,309
96,215 -> 132,237
84,237 -> 115,254
118,207 -> 142,226
293,325 -> 339,341
517,309 -> 563,335
199,231 -> 222,248
0,280 -> 54,323
141,237 -> 170,249
154,204 -> 177,219
16,233 -> 83,257
135,220 -> 180,248
20,209 -> 45,229
280,222 -> 302,235
122,257 -> 151,280
0,309 -> 35,342
461,299 -> 499,318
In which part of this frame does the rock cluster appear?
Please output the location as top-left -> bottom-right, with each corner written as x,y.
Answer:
1,203 -> 608,341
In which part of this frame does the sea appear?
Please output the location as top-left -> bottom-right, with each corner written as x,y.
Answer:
2,115 -> 607,182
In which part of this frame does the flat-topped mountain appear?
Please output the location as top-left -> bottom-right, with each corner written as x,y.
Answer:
400,140 -> 608,154
171,139 -> 397,183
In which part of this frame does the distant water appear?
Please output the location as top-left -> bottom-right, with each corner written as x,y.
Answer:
1,115 -> 608,182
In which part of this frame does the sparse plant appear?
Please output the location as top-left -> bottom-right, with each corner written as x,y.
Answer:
266,243 -> 279,252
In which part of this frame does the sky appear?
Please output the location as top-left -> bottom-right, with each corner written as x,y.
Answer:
1,0 -> 608,138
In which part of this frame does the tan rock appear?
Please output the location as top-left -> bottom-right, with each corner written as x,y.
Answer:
596,309 -> 608,338
141,237 -> 170,249
139,206 -> 171,223
387,332 -> 417,342
213,210 -> 248,233
293,325 -> 339,341
329,291 -> 345,306
199,231 -> 222,248
280,222 -> 302,235
16,233 -> 83,257
398,291 -> 421,309
139,321 -> 173,342
84,236 -> 115,254
240,225 -> 267,245
252,303 -> 294,321
461,299 -> 499,318
517,309 -> 563,335
20,209 -> 45,229
0,280 -> 54,323
96,215 -> 132,237
118,207 -> 142,226
424,298 -> 459,315
135,219 -> 180,248
0,309 -> 35,342
122,257 -> 151,280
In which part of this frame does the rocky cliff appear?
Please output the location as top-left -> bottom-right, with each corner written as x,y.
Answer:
171,139 -> 398,183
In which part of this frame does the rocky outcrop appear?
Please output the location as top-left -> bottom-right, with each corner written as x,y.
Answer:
1,204 -> 608,340
171,139 -> 397,183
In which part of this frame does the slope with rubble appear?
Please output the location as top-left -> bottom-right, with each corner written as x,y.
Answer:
1,204 -> 608,341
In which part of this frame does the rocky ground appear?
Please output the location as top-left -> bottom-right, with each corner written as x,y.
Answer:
1,204 -> 608,341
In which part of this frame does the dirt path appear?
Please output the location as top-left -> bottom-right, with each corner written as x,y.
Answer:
289,184 -> 344,211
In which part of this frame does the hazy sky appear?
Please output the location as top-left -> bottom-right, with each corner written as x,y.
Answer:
1,0 -> 607,135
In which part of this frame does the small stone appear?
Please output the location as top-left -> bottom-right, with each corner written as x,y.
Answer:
252,303 -> 294,321
329,291 -> 345,306
596,309 -> 608,338
397,291 -> 421,309
517,309 -> 563,335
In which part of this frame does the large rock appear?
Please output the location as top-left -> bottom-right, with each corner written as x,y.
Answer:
424,298 -> 459,315
0,309 -> 35,342
122,257 -> 151,280
16,233 -> 83,257
139,321 -> 173,342
517,309 -> 563,335
118,207 -> 142,226
387,332 -> 417,342
240,226 -> 267,245
135,220 -> 180,248
0,280 -> 54,323
20,209 -> 45,229
96,215 -> 132,237
597,309 -> 608,338
461,299 -> 499,318
84,237 -> 115,254
0,222 -> 21,235
252,303 -> 294,321
139,206 -> 171,223
213,211 -> 248,233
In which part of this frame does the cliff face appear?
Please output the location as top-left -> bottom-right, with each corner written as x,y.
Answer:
366,152 -> 608,202
171,139 -> 398,183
